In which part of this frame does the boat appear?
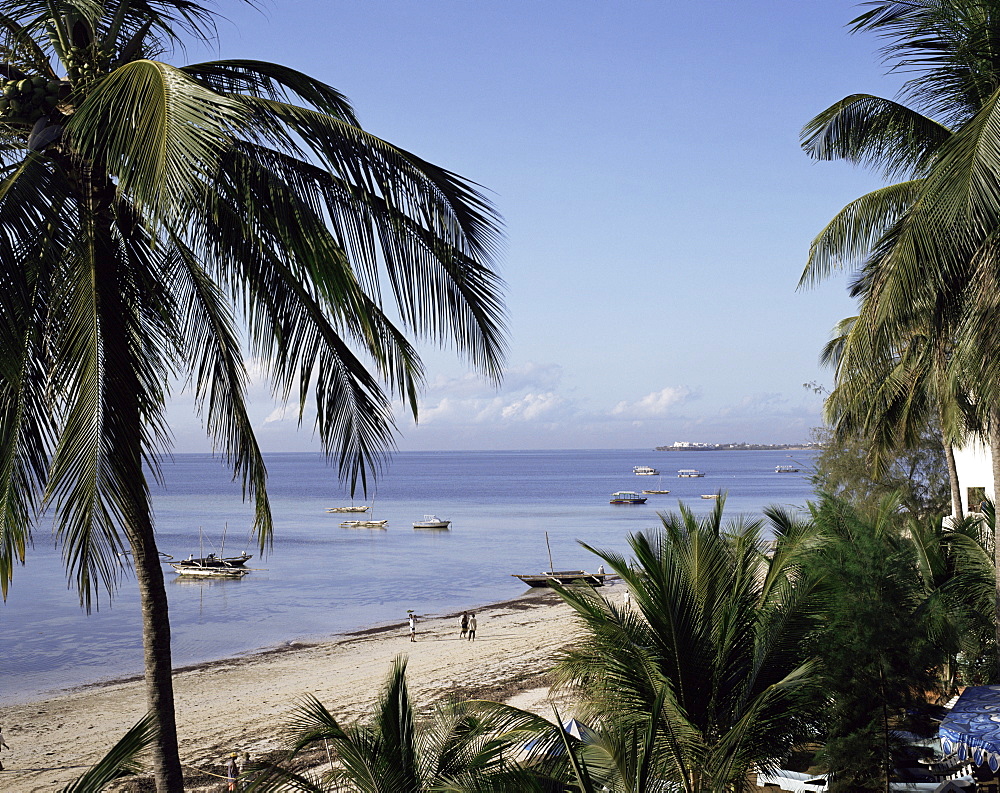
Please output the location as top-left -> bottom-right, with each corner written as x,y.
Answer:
677,469 -> 705,477
413,515 -> 451,529
170,561 -> 249,578
173,551 -> 253,569
326,505 -> 369,513
610,491 -> 647,504
170,525 -> 253,577
512,532 -> 614,588
701,494 -> 720,499
633,465 -> 660,476
340,519 -> 388,528
642,475 -> 670,494
775,465 -> 800,473
512,571 -> 611,587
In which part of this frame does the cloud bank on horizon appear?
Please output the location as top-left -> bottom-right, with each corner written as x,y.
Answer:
166,360 -> 825,453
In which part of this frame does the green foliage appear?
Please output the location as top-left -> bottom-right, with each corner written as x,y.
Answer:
809,425 -> 950,518
803,498 -> 950,792
246,656 -> 556,793
552,498 -> 822,793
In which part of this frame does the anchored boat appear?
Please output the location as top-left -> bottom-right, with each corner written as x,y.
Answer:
413,515 -> 451,529
610,491 -> 647,504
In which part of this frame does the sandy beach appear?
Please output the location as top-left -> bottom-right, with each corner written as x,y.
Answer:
1,587 -> 591,791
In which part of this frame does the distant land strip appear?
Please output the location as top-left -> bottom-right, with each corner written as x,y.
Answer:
654,443 -> 820,451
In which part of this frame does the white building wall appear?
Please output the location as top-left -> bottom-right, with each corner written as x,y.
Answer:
953,437 -> 994,514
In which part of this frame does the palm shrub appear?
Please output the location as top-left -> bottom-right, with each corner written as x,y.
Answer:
0,1 -> 505,790
245,656 -> 555,793
552,498 -> 822,793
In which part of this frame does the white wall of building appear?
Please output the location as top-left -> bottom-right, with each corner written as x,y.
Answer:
953,437 -> 994,514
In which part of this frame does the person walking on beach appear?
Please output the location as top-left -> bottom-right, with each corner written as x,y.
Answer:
225,752 -> 240,791
0,724 -> 9,771
460,612 -> 469,638
467,612 -> 477,641
408,611 -> 417,642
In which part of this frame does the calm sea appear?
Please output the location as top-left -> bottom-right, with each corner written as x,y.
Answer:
0,448 -> 818,704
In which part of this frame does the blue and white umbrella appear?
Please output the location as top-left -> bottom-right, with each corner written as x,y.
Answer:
939,685 -> 1000,771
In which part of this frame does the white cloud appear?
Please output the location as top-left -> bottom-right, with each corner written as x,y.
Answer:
611,386 -> 692,418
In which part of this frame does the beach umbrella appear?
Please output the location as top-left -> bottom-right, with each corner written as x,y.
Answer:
939,685 -> 1000,771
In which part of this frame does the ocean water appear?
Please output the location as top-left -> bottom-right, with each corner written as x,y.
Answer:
0,448 -> 818,704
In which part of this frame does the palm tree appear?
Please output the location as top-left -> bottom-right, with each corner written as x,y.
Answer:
800,0 -> 1000,660
819,315 -> 970,520
246,655 -> 552,792
552,498 -> 821,793
0,1 -> 505,790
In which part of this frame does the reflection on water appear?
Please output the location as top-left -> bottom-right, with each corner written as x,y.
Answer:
0,448 -> 818,703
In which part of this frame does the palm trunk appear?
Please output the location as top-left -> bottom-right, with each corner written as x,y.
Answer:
87,170 -> 184,791
130,517 -> 183,790
989,417 -> 1000,659
943,438 -> 963,522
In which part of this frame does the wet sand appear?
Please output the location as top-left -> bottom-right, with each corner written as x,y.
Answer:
1,587 -> 593,791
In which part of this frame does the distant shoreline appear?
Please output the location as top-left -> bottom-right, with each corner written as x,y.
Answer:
654,445 -> 819,452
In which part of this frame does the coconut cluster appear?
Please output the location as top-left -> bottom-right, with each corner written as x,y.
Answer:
0,76 -> 68,124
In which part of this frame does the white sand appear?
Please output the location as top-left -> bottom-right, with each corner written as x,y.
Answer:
1,587 -> 592,792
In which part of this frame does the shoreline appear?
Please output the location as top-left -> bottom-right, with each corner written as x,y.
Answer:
1,585 -> 599,792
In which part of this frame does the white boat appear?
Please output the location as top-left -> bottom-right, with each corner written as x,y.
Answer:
701,494 -> 720,499
775,465 -> 800,473
340,519 -> 388,529
326,505 -> 369,513
170,561 -> 249,578
678,469 -> 705,477
633,465 -> 660,476
173,551 -> 252,569
413,515 -> 451,529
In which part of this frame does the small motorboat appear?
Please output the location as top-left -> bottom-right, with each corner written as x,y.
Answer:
610,491 -> 647,504
413,515 -> 451,529
341,519 -> 388,529
678,469 -> 705,477
701,494 -> 720,499
774,465 -> 800,473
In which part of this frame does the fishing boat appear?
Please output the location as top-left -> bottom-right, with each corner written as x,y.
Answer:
170,560 -> 249,578
326,505 -> 369,513
512,571 -> 611,587
677,469 -> 705,477
512,532 -> 613,588
633,465 -> 660,476
169,525 -> 253,577
774,465 -> 800,473
413,515 -> 451,529
642,475 -> 670,494
610,491 -> 647,504
174,551 -> 253,569
340,519 -> 388,529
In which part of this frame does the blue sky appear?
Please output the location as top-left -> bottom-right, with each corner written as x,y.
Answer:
168,1 -> 906,452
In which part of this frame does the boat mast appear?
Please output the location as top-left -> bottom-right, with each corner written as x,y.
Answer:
545,531 -> 555,573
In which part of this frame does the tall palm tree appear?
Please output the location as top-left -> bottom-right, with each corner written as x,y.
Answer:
801,0 -> 1000,659
552,498 -> 821,793
0,1 -> 505,790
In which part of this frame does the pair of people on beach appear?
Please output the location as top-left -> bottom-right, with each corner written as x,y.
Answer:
460,612 -> 477,640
